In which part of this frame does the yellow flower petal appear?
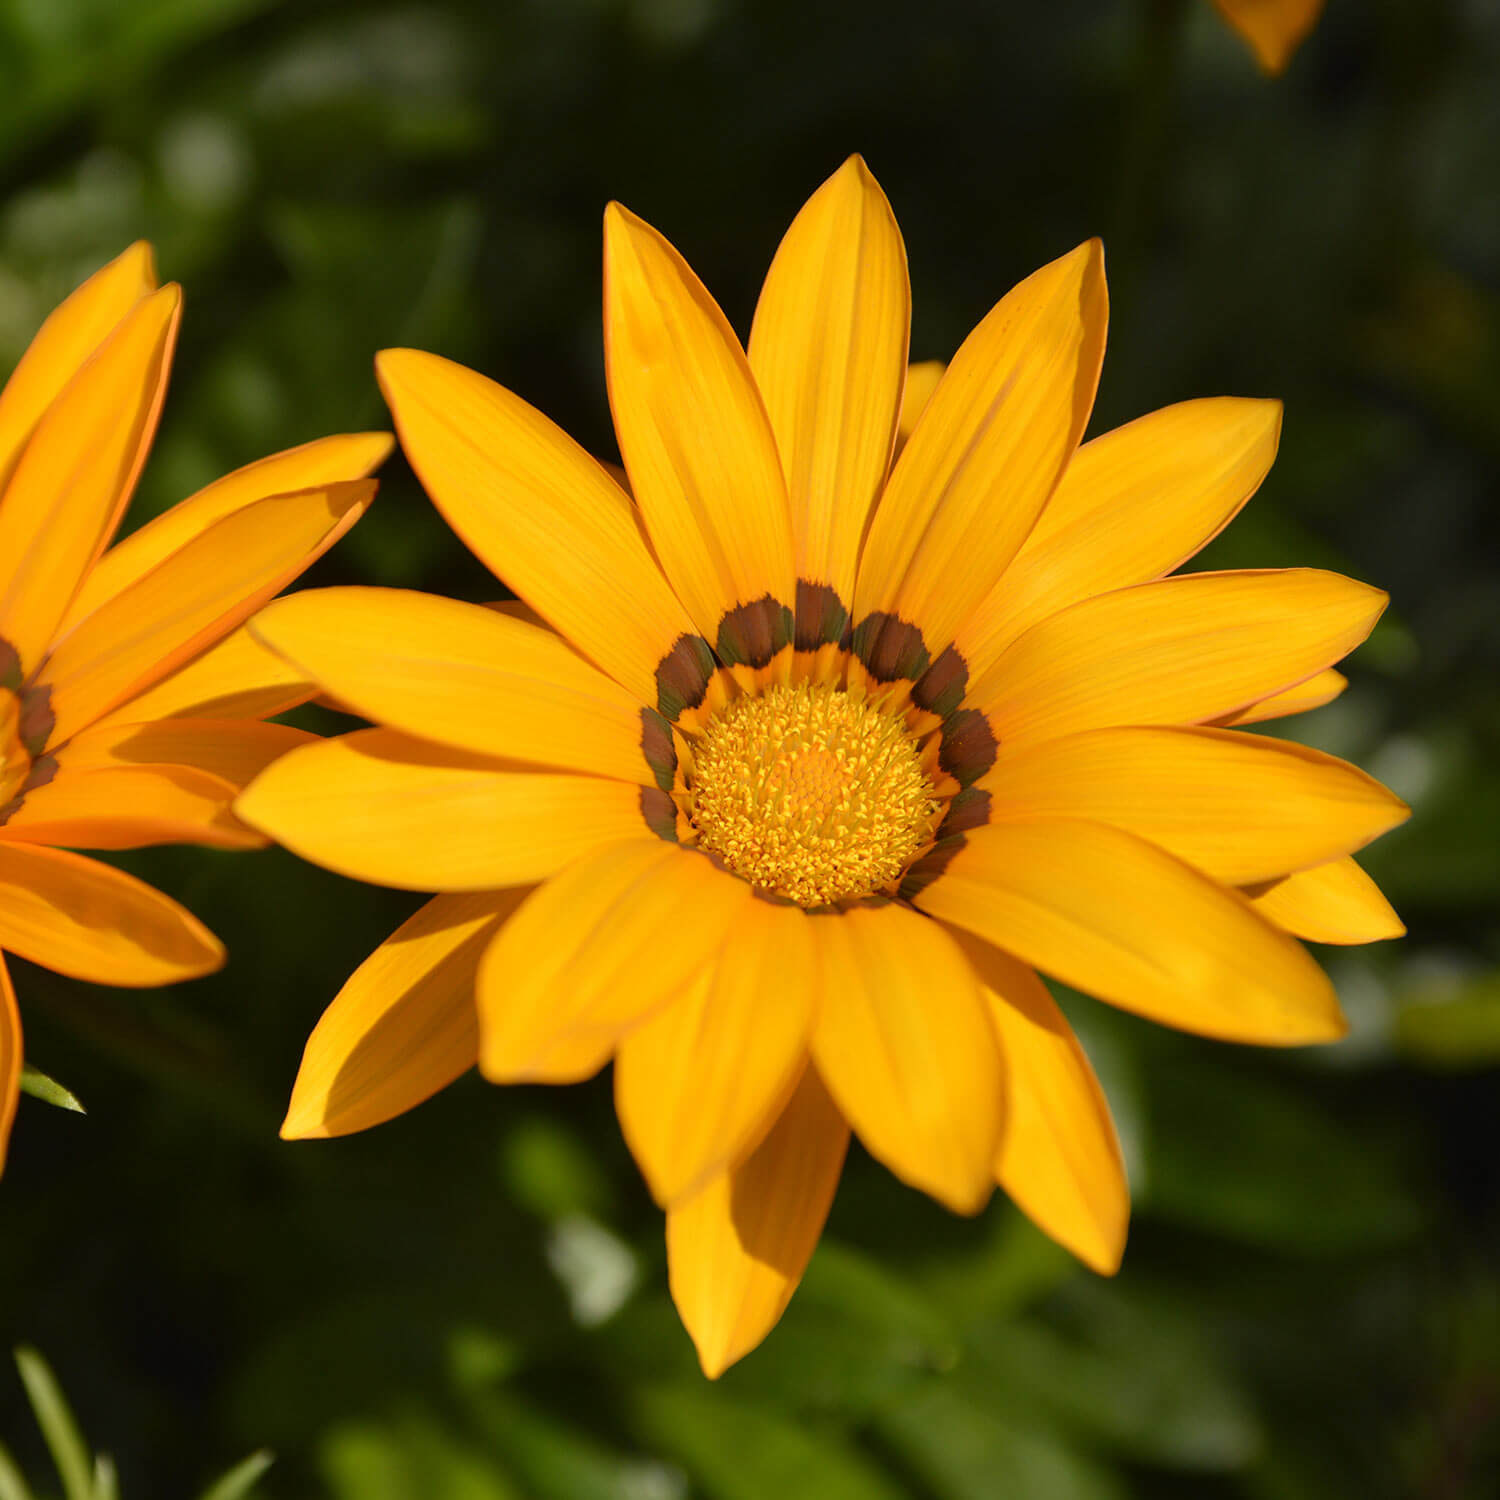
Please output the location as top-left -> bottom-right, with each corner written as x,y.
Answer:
0,285 -> 180,675
810,900 -> 1002,1214
249,587 -> 661,786
915,818 -> 1345,1044
41,480 -> 373,745
852,241 -> 1106,677
747,156 -> 909,641
1215,667 -> 1347,726
84,625 -> 313,732
615,898 -> 816,1207
970,568 -> 1387,746
667,1063 -> 848,1378
983,725 -> 1410,885
0,764 -> 260,851
0,950 -> 19,1174
1213,0 -> 1325,74
375,348 -> 703,714
282,888 -> 527,1139
1246,857 -> 1405,945
477,840 -> 754,1083
604,202 -> 797,660
0,242 -> 156,488
957,932 -> 1127,1274
956,398 -> 1282,676
57,718 -> 314,791
61,431 -> 393,632
895,360 -> 944,451
236,728 -> 648,893
0,842 -> 223,986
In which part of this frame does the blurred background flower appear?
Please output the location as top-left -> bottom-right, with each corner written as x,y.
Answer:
0,0 -> 1496,1496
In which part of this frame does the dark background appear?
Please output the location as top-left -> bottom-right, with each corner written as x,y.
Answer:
1,0 -> 1498,1494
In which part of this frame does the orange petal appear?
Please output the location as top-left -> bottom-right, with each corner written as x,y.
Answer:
809,900 -> 1002,1214
57,718 -> 314,792
61,431 -> 392,631
604,202 -> 797,658
1246,857 -> 1405,945
0,950 -> 19,1174
955,933 -> 1127,1274
236,728 -> 649,892
0,242 -> 156,488
375,348 -> 702,713
282,888 -> 527,1139
477,840 -> 754,1083
615,898 -> 816,1206
0,285 -> 181,675
42,480 -> 373,745
1213,0 -> 1325,74
1,763 -> 260,850
852,241 -> 1106,675
970,568 -> 1387,746
747,157 -> 909,638
0,842 -> 223,986
895,361 -> 945,452
915,818 -> 1345,1045
1215,668 -> 1347,726
667,1063 -> 848,1378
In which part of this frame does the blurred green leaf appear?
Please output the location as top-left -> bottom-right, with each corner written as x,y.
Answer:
14,1348 -> 93,1500
0,1444 -> 32,1500
319,1411 -> 521,1500
89,1454 -> 118,1500
195,1449 -> 274,1500
1394,974 -> 1500,1069
19,1064 -> 85,1113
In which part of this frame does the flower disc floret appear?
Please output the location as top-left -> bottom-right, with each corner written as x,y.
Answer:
688,682 -> 940,907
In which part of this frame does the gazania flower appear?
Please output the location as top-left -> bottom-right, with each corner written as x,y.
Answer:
238,157 -> 1407,1376
1211,0 -> 1325,73
0,243 -> 388,1171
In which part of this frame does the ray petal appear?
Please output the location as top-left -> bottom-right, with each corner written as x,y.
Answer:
1246,856 -> 1405,944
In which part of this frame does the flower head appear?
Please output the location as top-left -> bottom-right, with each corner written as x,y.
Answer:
0,244 -> 388,1170
239,158 -> 1407,1376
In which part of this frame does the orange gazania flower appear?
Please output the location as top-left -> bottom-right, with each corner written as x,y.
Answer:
1212,0 -> 1325,73
0,244 -> 388,1169
238,158 -> 1407,1376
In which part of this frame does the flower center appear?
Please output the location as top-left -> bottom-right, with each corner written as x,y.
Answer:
0,689 -> 32,812
689,682 -> 940,907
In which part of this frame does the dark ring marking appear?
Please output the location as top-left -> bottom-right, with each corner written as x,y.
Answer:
898,839 -> 965,900
655,633 -> 716,721
639,707 -> 677,792
938,708 -> 997,788
0,752 -> 57,827
794,581 -> 850,652
937,785 -> 991,838
0,637 -> 19,693
715,595 -> 795,670
638,785 -> 679,843
18,683 -> 54,759
913,643 -> 969,721
850,611 -> 930,683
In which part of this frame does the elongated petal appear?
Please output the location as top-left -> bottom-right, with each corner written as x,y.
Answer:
747,157 -> 909,638
1,764 -> 260,850
0,243 -> 156,486
478,840 -> 754,1082
615,899 -> 816,1207
1216,668 -> 1346,726
971,569 -> 1387,746
283,888 -> 527,1139
0,951 -> 18,1174
896,361 -> 945,450
1247,857 -> 1405,944
42,480 -> 373,745
955,933 -> 1127,1273
983,725 -> 1409,885
810,900 -> 1002,1214
86,625 -> 313,729
915,818 -> 1344,1044
668,1064 -> 848,1378
852,242 -> 1106,678
250,587 -> 660,785
0,842 -> 223,985
604,203 -> 796,661
236,728 -> 647,892
0,286 -> 180,674
376,348 -> 703,713
956,398 -> 1282,676
1213,0 -> 1324,73
61,432 -> 393,631
57,718 -> 314,791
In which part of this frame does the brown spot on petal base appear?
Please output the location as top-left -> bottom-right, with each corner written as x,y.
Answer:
938,709 -> 996,788
640,707 -> 677,791
716,595 -> 795,670
639,786 -> 680,842
655,633 -> 716,721
913,643 -> 969,720
794,580 -> 850,652
851,611 -> 930,683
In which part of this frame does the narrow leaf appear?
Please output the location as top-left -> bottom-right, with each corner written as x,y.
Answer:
19,1066 -> 86,1113
14,1348 -> 92,1500
196,1450 -> 274,1500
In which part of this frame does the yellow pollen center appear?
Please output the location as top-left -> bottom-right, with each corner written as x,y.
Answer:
689,683 -> 939,907
0,689 -> 30,810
